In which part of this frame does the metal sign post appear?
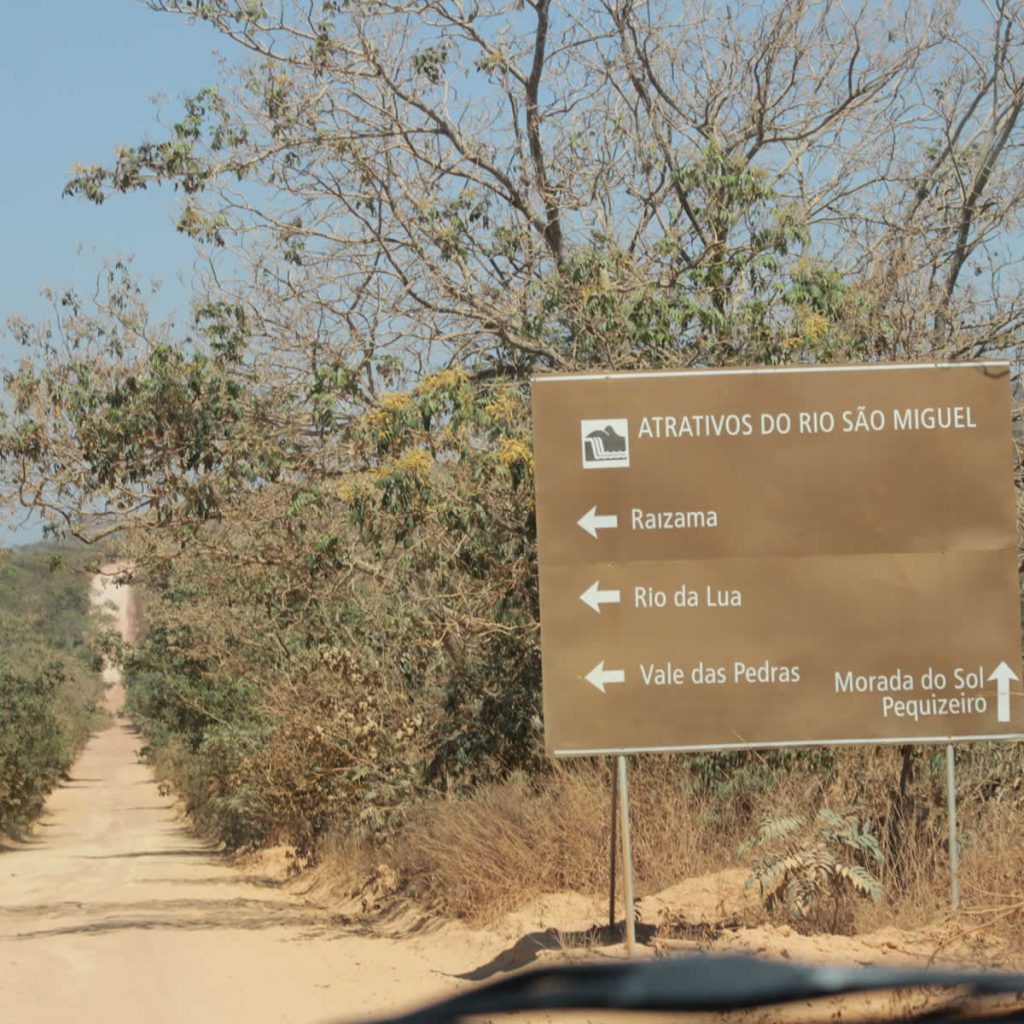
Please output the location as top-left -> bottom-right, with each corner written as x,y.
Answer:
608,759 -> 618,929
607,757 -> 637,954
616,756 -> 637,956
946,743 -> 961,911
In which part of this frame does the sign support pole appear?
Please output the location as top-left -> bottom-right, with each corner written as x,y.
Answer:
946,743 -> 960,911
608,759 -> 618,929
616,755 -> 637,956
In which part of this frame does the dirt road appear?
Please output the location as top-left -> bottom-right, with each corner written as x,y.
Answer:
0,568 -> 496,1024
6,569 -> 1013,1024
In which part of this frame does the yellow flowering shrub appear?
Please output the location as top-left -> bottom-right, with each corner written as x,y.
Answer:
802,311 -> 830,343
414,367 -> 468,394
496,436 -> 532,468
389,447 -> 433,477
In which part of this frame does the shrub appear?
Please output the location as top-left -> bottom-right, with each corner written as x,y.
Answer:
389,760 -> 716,923
0,544 -> 106,834
0,664 -> 70,830
741,808 -> 884,933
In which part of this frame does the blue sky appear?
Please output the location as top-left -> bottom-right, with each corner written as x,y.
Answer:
1,1 -> 222,544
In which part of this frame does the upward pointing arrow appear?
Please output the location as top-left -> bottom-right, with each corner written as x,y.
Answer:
988,661 -> 1019,723
577,506 -> 618,538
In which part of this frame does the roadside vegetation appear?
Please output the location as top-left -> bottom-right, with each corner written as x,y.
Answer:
309,747 -> 1024,939
0,544 -> 108,835
2,0 -> 1024,935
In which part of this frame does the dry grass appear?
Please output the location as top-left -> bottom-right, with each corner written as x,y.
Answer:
391,767 -> 609,923
619,758 -> 721,894
311,828 -> 381,897
318,760 -> 721,925
956,803 -> 1024,939
313,746 -> 1024,945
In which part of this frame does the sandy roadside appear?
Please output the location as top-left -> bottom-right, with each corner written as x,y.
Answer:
0,566 -> 505,1024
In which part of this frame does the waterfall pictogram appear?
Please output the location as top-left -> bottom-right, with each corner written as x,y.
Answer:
581,419 -> 630,469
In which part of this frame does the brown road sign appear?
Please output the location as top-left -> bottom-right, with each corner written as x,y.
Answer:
530,362 -> 1023,757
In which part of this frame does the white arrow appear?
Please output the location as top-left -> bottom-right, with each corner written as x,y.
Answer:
577,506 -> 619,538
988,661 -> 1019,723
580,581 -> 621,613
586,661 -> 626,694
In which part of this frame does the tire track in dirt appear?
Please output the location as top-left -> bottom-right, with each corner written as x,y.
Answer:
0,566 -> 493,1024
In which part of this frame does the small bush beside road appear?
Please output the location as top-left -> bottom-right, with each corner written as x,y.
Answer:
0,544 -> 107,835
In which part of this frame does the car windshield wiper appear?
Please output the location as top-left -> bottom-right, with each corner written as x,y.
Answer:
349,954 -> 1024,1024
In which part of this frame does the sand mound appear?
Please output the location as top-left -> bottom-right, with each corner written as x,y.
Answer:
638,867 -> 757,930
479,870 -> 1021,977
496,890 -> 607,940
